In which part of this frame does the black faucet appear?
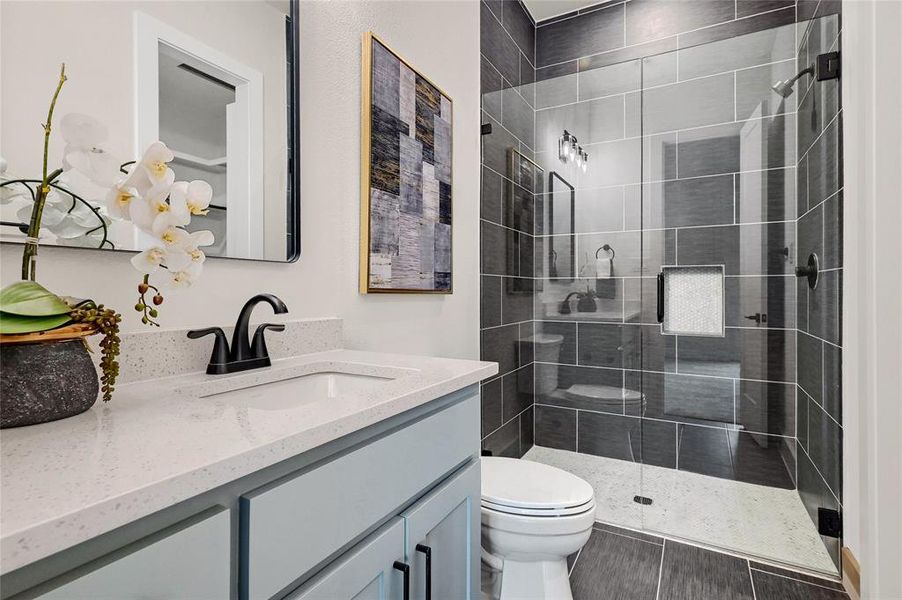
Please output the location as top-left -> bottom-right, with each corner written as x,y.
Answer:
188,293 -> 288,375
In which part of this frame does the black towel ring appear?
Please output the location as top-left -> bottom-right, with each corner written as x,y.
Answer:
595,244 -> 615,260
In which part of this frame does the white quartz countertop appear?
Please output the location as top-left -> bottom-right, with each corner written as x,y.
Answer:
0,349 -> 496,574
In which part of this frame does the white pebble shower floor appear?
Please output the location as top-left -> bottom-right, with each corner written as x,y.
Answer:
522,445 -> 838,575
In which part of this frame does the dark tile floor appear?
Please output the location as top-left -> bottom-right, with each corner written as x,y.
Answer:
570,522 -> 849,600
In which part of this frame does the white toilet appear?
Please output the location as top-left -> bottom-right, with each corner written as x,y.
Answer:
481,457 -> 596,600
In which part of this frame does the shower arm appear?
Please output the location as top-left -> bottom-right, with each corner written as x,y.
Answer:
788,65 -> 815,87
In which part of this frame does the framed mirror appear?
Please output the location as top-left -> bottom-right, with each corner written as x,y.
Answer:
0,0 -> 300,262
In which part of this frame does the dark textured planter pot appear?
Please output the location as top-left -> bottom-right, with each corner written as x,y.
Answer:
0,338 -> 99,428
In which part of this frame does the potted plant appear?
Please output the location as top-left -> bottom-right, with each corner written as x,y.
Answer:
0,64 -> 215,428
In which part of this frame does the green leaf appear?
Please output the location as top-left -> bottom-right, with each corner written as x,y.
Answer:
0,281 -> 71,316
0,311 -> 71,334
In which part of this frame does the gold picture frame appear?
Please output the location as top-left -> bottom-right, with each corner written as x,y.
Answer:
360,31 -> 454,294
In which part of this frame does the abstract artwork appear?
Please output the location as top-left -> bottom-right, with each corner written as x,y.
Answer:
360,32 -> 453,293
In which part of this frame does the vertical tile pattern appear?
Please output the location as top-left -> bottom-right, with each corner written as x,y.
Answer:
794,7 -> 844,570
481,0 -> 538,458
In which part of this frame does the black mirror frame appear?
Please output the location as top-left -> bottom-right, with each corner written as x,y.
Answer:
285,0 -> 301,262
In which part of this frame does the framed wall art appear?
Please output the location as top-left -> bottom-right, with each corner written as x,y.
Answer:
360,32 -> 453,294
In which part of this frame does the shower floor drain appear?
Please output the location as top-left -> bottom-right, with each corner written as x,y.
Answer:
633,495 -> 653,505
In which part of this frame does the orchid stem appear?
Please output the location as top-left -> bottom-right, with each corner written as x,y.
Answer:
21,63 -> 67,281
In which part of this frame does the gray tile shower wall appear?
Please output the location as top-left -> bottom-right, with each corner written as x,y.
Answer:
528,0 -> 807,493
794,3 -> 843,570
481,0 -> 538,458
482,5 -> 843,553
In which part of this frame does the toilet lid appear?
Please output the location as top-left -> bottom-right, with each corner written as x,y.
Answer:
481,457 -> 594,512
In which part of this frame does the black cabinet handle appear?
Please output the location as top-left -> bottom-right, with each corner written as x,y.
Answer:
416,544 -> 432,600
656,272 -> 665,323
393,561 -> 410,600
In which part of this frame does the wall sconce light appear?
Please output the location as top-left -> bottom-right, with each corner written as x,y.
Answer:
558,130 -> 588,172
559,130 -> 575,163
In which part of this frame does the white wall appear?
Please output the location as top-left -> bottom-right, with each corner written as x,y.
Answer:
0,0 -> 481,361
841,0 -> 902,597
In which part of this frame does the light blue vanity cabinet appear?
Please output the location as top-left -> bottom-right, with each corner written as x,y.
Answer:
401,460 -> 480,600
240,394 -> 479,599
287,461 -> 479,600
18,508 -> 231,599
5,387 -> 481,600
286,518 -> 407,600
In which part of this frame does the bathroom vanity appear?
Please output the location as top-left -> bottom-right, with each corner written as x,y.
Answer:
0,322 -> 496,600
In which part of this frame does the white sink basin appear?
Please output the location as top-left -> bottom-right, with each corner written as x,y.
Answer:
201,371 -> 393,410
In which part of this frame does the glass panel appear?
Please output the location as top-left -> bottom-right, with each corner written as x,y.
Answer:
529,59 -> 646,533
638,19 -> 841,576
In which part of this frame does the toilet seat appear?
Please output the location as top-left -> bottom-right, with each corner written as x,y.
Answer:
481,497 -> 595,517
481,457 -> 595,517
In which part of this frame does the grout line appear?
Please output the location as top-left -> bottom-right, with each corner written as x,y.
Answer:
798,443 -> 842,509
532,361 -> 798,389
749,560 -> 758,600
798,109 -> 841,164
654,539 -> 666,600
568,546 -> 583,577
749,567 -> 847,594
594,526 -> 663,547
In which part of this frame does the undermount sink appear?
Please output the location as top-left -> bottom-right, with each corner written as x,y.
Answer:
200,371 -> 394,411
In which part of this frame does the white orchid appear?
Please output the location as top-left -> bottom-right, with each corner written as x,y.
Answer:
130,244 -> 190,275
128,174 -> 180,234
170,180 -> 212,221
105,181 -> 140,220
137,141 -> 174,185
18,110 -> 216,326
60,113 -> 121,188
165,261 -> 203,289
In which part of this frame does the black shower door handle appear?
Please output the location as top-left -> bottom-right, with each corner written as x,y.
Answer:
656,272 -> 665,323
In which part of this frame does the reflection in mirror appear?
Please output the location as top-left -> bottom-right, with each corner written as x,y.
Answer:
0,0 -> 299,262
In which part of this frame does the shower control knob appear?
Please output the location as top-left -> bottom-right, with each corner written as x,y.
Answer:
744,313 -> 767,325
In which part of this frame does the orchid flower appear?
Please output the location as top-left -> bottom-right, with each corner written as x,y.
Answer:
130,244 -> 190,274
127,172 -> 178,234
60,113 -> 121,187
105,181 -> 140,220
138,142 -> 174,185
165,261 -> 203,289
170,180 -> 212,222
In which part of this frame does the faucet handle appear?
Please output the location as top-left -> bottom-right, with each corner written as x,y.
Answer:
251,323 -> 285,359
187,327 -> 230,374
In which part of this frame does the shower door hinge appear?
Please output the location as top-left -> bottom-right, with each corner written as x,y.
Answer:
816,51 -> 841,81
818,508 -> 842,537
481,123 -> 493,136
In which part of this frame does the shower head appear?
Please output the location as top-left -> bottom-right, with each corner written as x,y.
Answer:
771,79 -> 796,98
771,65 -> 815,98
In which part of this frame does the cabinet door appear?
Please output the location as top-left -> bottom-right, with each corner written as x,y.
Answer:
29,508 -> 230,600
401,461 -> 480,600
286,518 -> 406,600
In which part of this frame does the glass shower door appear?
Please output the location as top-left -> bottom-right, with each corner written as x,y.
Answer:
636,22 -> 840,575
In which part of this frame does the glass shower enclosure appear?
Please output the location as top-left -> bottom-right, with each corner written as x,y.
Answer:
530,13 -> 842,575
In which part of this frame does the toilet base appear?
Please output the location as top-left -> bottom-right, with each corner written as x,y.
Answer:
498,558 -> 572,600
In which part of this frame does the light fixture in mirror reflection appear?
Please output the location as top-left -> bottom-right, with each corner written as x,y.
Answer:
557,130 -> 588,173
0,0 -> 299,262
